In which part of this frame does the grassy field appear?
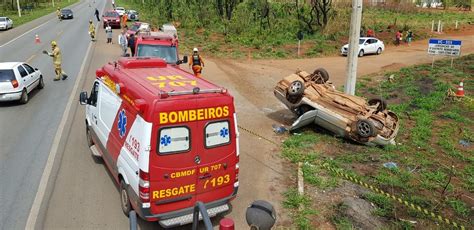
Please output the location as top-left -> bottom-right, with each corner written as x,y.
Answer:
114,0 -> 472,59
281,54 -> 473,229
0,0 -> 79,27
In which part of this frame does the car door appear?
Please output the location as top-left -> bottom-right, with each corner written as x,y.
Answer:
87,82 -> 100,141
22,64 -> 38,89
16,65 -> 30,92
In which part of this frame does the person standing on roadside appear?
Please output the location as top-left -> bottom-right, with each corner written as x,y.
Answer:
112,0 -> 115,9
105,23 -> 113,44
406,30 -> 413,46
128,33 -> 136,56
119,31 -> 128,56
121,13 -> 128,28
43,41 -> 68,81
395,30 -> 401,46
94,8 -> 100,21
189,48 -> 205,77
366,28 -> 375,37
56,7 -> 62,21
88,20 -> 96,41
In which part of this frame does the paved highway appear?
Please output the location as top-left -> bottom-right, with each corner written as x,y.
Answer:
0,0 -> 106,229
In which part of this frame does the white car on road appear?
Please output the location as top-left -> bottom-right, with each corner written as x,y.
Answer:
0,62 -> 44,104
341,37 -> 385,57
115,7 -> 126,16
0,17 -> 13,30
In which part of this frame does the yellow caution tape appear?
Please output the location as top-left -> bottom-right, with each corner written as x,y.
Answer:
321,163 -> 466,230
236,125 -> 467,230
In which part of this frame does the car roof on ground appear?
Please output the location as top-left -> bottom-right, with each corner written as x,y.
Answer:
0,62 -> 22,69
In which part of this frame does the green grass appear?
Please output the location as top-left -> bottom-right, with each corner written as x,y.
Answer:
279,54 -> 474,229
283,189 -> 318,229
1,0 -> 79,27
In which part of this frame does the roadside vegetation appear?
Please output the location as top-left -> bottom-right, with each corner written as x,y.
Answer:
281,54 -> 474,229
114,0 -> 473,58
0,0 -> 79,27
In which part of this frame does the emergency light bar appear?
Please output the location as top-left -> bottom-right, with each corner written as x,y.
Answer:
159,88 -> 226,98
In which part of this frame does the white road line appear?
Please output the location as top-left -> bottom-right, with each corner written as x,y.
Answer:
0,20 -> 50,48
24,20 -> 99,229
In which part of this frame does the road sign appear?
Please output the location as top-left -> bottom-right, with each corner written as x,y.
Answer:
428,39 -> 462,56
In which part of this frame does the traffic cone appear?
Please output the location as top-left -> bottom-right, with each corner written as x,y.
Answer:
35,34 -> 41,44
456,80 -> 465,97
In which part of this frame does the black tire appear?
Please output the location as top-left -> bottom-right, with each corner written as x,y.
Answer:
312,68 -> 329,84
37,76 -> 44,89
86,127 -> 94,147
19,89 -> 28,104
376,47 -> 382,55
358,49 -> 364,57
288,80 -> 304,97
368,98 -> 387,112
356,119 -> 376,138
120,180 -> 132,216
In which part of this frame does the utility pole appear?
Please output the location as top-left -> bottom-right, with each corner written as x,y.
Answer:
52,0 -> 55,8
344,0 -> 363,95
16,0 -> 21,17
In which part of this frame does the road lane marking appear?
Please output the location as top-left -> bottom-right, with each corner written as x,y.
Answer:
24,19 -> 100,230
0,20 -> 50,48
26,54 -> 36,63
57,30 -> 63,36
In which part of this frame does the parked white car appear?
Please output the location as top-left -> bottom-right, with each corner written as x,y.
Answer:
0,62 -> 44,104
341,37 -> 385,57
115,7 -> 126,16
0,17 -> 13,30
127,10 -> 139,21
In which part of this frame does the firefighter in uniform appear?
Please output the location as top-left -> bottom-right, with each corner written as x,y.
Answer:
56,7 -> 62,21
43,41 -> 68,81
88,20 -> 96,41
189,48 -> 204,77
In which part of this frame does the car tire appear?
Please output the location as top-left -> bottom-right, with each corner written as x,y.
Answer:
376,48 -> 382,55
19,89 -> 28,104
356,119 -> 376,138
358,50 -> 364,57
312,68 -> 329,84
368,98 -> 387,112
120,180 -> 132,216
288,81 -> 304,97
37,76 -> 45,89
86,127 -> 94,147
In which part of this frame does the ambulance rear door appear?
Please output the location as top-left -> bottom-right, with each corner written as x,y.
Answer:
148,99 -> 198,215
195,96 -> 238,203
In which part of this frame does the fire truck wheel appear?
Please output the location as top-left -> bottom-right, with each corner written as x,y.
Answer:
86,127 -> 94,147
120,180 -> 132,216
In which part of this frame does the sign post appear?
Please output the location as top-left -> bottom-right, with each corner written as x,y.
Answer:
428,39 -> 462,68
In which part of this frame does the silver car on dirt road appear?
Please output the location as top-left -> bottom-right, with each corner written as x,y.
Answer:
274,69 -> 399,146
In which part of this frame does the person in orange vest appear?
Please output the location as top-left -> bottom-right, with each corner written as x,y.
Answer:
121,13 -> 128,28
189,48 -> 204,77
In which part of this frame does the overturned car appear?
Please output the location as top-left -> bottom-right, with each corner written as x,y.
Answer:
274,69 -> 399,146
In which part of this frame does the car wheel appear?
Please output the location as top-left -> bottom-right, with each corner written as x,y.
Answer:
356,119 -> 375,138
86,127 -> 94,147
288,81 -> 304,96
312,68 -> 329,84
37,76 -> 45,89
368,98 -> 387,112
358,50 -> 364,57
120,180 -> 132,216
19,89 -> 28,104
376,48 -> 382,55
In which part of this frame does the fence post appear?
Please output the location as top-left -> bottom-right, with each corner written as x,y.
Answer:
455,20 -> 458,29
431,20 -> 434,32
437,20 -> 441,32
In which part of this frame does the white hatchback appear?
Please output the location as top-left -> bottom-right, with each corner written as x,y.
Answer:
0,62 -> 44,104
0,17 -> 13,30
341,37 -> 385,57
115,7 -> 126,16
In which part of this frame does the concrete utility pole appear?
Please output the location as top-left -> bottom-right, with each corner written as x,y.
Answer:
344,0 -> 363,96
16,0 -> 21,17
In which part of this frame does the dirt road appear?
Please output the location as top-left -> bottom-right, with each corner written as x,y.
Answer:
42,26 -> 474,230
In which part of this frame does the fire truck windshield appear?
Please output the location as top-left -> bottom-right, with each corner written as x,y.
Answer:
136,44 -> 178,64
